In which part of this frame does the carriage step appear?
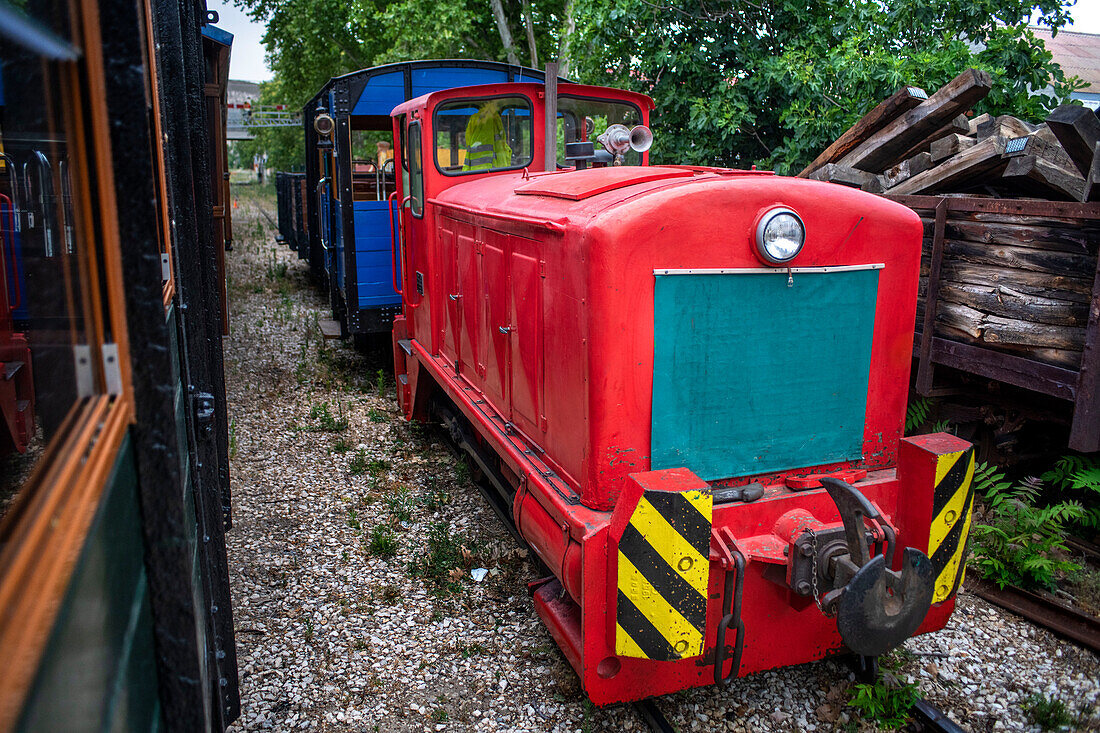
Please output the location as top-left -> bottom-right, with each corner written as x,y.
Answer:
318,319 -> 343,340
397,339 -> 413,356
2,361 -> 23,380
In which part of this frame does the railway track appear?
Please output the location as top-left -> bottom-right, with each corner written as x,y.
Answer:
968,577 -> 1100,653
633,693 -> 966,732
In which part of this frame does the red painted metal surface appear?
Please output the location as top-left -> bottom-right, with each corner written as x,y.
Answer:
388,81 -> 968,704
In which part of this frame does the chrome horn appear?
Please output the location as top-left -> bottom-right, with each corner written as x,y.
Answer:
597,124 -> 653,164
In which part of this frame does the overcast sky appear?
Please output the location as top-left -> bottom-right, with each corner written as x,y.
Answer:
211,0 -> 1100,85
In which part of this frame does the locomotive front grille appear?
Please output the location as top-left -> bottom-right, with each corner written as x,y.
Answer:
650,266 -> 882,481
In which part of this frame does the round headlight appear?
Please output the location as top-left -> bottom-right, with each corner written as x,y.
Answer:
314,112 -> 335,138
755,208 -> 805,265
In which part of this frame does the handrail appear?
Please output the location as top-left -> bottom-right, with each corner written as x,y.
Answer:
0,153 -> 22,232
387,191 -> 410,295
0,193 -> 20,310
316,176 -> 330,251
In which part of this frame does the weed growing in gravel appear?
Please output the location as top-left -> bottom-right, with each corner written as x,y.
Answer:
304,618 -> 314,643
349,449 -> 368,475
366,458 -> 390,476
265,252 -> 288,281
430,709 -> 448,723
308,401 -> 349,432
367,407 -> 386,423
331,436 -> 351,454
457,642 -> 487,658
424,475 -> 451,511
346,509 -> 362,532
408,520 -> 466,592
847,671 -> 920,730
383,486 -> 415,523
1022,693 -> 1096,731
367,525 -> 398,558
375,368 -> 387,397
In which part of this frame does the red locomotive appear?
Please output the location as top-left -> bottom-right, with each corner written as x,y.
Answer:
387,81 -> 976,704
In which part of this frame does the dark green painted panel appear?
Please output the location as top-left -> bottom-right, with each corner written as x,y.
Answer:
651,269 -> 879,480
106,583 -> 160,733
16,435 -> 163,733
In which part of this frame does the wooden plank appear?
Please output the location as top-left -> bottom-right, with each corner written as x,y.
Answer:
976,114 -> 1034,141
968,112 -> 992,136
917,198 -> 948,395
1045,103 -> 1100,176
927,218 -> 1098,254
1085,141 -> 1100,203
924,336 -> 1078,401
930,133 -> 976,163
892,115 -> 971,165
839,69 -> 992,173
799,85 -> 927,177
937,301 -> 1086,349
1001,154 -> 1086,202
807,163 -> 878,189
881,152 -> 934,189
938,282 -> 1089,326
928,238 -> 1096,277
889,135 -> 1007,195
1069,241 -> 1100,452
887,194 -> 1100,220
939,262 -> 1094,301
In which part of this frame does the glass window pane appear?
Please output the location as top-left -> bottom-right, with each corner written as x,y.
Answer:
556,96 -> 643,167
408,122 -> 423,217
0,2 -> 102,518
433,96 -> 533,175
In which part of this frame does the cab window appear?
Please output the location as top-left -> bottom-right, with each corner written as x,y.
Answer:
408,121 -> 424,217
556,96 -> 644,167
433,96 -> 533,175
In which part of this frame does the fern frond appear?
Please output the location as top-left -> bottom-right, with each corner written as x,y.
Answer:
905,397 -> 932,434
973,461 -> 1010,499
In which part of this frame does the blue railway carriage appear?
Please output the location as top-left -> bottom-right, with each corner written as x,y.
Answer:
297,61 -> 561,339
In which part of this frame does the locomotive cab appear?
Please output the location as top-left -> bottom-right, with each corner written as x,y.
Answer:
388,81 -> 974,705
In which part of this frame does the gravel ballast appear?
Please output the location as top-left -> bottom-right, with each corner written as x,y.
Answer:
224,186 -> 1099,732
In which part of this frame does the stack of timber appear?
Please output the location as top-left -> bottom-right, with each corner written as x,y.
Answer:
800,70 -> 1100,452
799,69 -> 1100,202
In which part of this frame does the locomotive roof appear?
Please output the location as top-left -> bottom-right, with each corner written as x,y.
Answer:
389,81 -> 656,118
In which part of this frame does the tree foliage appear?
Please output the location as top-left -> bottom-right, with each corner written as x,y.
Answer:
233,0 -> 1084,175
569,0 -> 1084,172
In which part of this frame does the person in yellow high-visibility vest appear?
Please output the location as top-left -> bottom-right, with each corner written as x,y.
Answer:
463,100 -> 512,171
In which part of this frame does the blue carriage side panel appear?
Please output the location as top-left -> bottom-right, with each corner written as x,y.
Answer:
353,200 -> 401,308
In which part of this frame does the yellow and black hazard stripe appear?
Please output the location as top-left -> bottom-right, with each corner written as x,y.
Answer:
616,489 -> 712,661
928,446 -> 976,603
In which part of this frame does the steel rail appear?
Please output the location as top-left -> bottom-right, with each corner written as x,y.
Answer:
967,578 -> 1100,653
633,699 -> 676,733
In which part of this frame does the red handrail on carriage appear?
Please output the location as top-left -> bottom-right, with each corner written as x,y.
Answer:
0,193 -> 19,310
387,191 -> 411,296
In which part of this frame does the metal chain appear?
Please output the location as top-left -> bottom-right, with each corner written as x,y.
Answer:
805,528 -> 837,618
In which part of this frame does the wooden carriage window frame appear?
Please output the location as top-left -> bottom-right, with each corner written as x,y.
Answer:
140,0 -> 175,307
0,0 -> 136,727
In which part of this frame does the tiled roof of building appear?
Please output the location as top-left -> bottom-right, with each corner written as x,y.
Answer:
1030,27 -> 1100,90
